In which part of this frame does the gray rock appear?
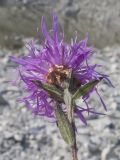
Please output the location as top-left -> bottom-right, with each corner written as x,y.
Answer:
0,94 -> 9,106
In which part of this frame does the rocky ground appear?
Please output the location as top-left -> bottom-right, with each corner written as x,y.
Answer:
0,45 -> 120,160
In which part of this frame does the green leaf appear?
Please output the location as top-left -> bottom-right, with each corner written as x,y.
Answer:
73,79 -> 102,99
32,80 -> 63,100
55,105 -> 75,146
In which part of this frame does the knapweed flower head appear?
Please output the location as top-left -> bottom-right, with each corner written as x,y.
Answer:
10,14 -> 111,125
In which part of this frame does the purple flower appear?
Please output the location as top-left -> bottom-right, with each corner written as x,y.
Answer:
10,14 -> 111,124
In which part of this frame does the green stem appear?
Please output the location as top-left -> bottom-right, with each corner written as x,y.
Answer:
71,121 -> 78,160
67,104 -> 78,160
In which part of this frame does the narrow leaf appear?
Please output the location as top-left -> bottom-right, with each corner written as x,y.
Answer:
32,80 -> 63,100
73,79 -> 102,99
55,105 -> 75,145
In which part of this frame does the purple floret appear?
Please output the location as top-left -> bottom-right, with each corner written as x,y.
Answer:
10,14 -> 112,124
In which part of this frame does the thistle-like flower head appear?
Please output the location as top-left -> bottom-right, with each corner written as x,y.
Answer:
10,14 -> 112,124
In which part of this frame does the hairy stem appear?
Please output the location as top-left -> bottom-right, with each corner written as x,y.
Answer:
67,104 -> 78,160
71,122 -> 78,160
64,87 -> 79,160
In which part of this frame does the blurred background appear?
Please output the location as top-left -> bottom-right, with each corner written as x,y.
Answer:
0,0 -> 120,160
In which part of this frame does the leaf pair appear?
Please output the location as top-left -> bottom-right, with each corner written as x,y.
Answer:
33,78 -> 102,101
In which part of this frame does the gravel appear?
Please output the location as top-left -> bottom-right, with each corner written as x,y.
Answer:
0,45 -> 120,160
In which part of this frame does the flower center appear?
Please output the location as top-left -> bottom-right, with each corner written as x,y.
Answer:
46,65 -> 70,87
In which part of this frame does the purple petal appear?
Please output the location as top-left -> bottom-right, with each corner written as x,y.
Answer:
96,89 -> 107,111
75,108 -> 87,125
41,16 -> 54,44
52,13 -> 59,42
